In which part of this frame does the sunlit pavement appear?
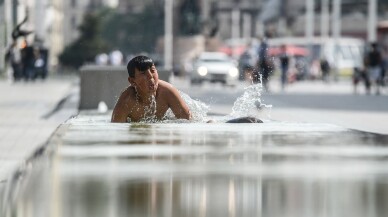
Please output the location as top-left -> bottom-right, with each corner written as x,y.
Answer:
0,76 -> 79,182
172,76 -> 388,134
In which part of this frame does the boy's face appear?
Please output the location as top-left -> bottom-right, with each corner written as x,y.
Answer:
129,64 -> 159,94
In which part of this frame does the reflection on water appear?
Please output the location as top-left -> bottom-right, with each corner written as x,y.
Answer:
2,114 -> 388,217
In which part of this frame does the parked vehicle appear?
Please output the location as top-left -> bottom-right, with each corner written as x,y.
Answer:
190,52 -> 239,86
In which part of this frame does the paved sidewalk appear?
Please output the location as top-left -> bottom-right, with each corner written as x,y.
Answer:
0,76 -> 79,182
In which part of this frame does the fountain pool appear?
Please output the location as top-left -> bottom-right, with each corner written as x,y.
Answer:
2,111 -> 388,217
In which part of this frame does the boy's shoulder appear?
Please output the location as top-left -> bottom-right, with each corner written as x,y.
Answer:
117,86 -> 136,105
157,80 -> 176,93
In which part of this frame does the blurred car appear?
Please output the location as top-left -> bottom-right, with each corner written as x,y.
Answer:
190,52 -> 239,85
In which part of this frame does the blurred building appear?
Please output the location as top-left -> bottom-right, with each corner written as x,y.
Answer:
63,0 -> 119,52
117,0 -> 155,13
0,0 -> 118,72
2,0 -> 388,72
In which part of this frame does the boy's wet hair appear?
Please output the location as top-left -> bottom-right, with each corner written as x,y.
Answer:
127,55 -> 154,77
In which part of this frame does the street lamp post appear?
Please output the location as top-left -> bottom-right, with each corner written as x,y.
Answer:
0,0 -> 12,73
368,0 -> 377,43
305,0 -> 314,42
332,0 -> 341,81
321,0 -> 329,39
164,0 -> 173,72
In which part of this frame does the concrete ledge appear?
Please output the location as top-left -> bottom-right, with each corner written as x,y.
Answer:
79,65 -> 171,110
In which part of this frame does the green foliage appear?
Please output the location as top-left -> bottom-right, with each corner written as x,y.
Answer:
59,4 -> 164,68
59,13 -> 108,69
100,4 -> 164,54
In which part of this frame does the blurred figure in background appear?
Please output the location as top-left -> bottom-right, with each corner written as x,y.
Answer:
381,45 -> 388,87
365,42 -> 382,95
21,40 -> 36,81
239,48 -> 255,82
109,50 -> 124,66
279,44 -> 290,90
320,57 -> 331,82
352,66 -> 370,94
310,59 -> 321,80
5,41 -> 22,82
33,48 -> 48,80
240,40 -> 258,82
95,53 -> 109,65
256,37 -> 273,91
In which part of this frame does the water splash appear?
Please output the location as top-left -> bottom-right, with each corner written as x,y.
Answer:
228,80 -> 272,120
163,91 -> 210,123
137,79 -> 271,123
137,95 -> 158,123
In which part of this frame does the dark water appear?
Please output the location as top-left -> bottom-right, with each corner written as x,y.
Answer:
2,113 -> 388,217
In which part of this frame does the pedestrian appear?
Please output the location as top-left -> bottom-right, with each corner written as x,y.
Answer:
320,57 -> 330,82
5,41 -> 22,82
109,50 -> 123,66
20,40 -> 36,81
352,67 -> 370,94
279,44 -> 290,90
256,37 -> 273,91
239,50 -> 254,82
33,48 -> 47,80
365,42 -> 383,95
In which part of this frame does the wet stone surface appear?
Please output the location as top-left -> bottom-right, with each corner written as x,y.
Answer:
2,112 -> 388,217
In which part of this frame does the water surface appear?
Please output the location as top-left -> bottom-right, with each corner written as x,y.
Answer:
2,112 -> 388,217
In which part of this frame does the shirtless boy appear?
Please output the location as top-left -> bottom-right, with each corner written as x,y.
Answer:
111,55 -> 191,123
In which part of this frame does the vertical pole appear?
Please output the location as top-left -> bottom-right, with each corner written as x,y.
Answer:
0,1 -> 5,72
164,0 -> 173,71
332,0 -> 341,80
278,0 -> 287,36
321,0 -> 329,39
332,0 -> 341,40
368,0 -> 377,42
201,0 -> 209,21
231,7 -> 240,58
242,13 -> 251,39
305,0 -> 314,42
1,0 -> 13,73
231,9 -> 240,40
305,0 -> 315,78
256,19 -> 264,38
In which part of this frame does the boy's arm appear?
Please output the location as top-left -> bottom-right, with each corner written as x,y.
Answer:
111,93 -> 130,123
165,85 -> 191,120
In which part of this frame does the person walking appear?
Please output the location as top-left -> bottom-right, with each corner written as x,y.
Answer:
320,57 -> 331,82
256,37 -> 273,91
5,41 -> 22,82
366,42 -> 383,95
279,45 -> 290,90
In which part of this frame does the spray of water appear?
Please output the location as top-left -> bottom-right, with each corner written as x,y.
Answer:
137,78 -> 271,123
162,91 -> 210,123
228,79 -> 272,120
141,95 -> 157,123
174,80 -> 271,123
